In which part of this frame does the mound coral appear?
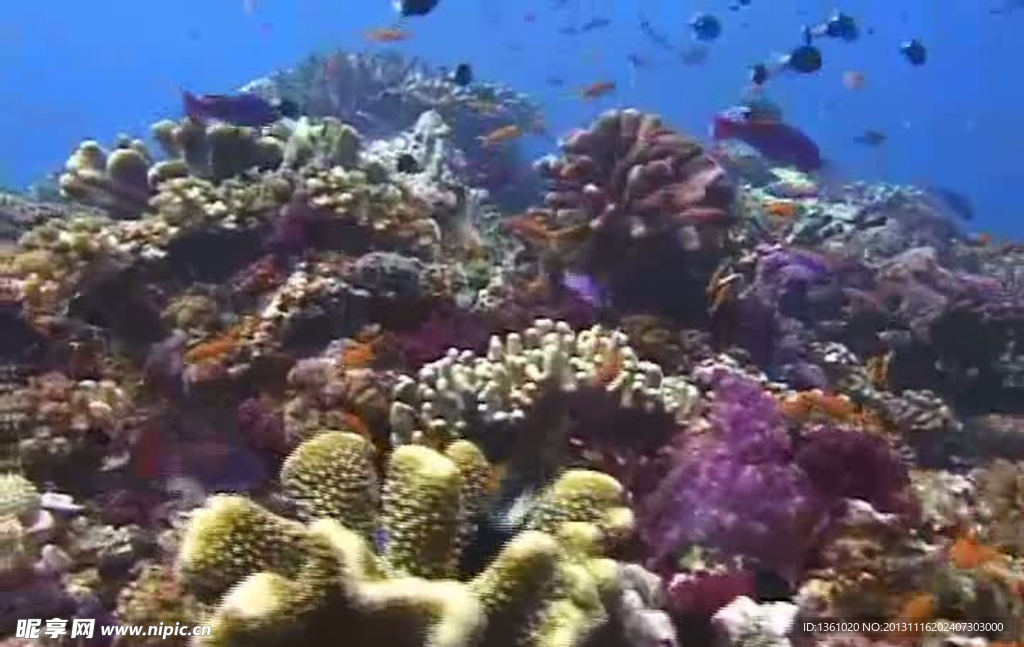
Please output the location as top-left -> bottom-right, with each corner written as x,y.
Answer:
176,431 -> 665,647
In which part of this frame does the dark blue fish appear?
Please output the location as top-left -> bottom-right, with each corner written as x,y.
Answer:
853,130 -> 887,146
900,39 -> 927,66
579,17 -> 611,32
450,63 -> 473,86
689,13 -> 722,41
394,0 -> 440,17
182,91 -> 297,127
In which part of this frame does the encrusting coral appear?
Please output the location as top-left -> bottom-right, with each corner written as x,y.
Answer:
175,431 -> 668,647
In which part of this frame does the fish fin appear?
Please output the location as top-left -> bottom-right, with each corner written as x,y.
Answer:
181,90 -> 204,121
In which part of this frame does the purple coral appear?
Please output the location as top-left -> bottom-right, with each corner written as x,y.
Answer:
794,427 -> 913,515
640,375 -> 825,578
393,306 -> 491,368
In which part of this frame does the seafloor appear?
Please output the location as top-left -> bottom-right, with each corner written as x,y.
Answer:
1,50 -> 1023,647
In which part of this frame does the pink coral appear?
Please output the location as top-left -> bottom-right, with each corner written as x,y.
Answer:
524,109 -> 734,275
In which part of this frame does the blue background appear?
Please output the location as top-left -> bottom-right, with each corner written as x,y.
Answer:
0,0 -> 1017,235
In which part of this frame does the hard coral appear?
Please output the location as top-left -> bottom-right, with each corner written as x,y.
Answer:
526,109 -> 734,278
389,318 -> 699,493
176,431 -> 654,647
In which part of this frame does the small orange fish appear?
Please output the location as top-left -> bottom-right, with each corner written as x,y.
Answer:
365,27 -> 410,43
765,201 -> 800,218
950,530 -> 1004,569
842,70 -> 866,90
478,124 -> 524,147
580,81 -> 616,99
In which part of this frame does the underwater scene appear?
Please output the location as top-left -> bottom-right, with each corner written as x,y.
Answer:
1,1 -> 1024,646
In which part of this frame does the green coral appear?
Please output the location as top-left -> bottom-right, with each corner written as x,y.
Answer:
525,470 -> 635,542
0,472 -> 40,519
280,431 -> 379,538
151,118 -> 285,181
175,432 -> 641,647
177,495 -> 310,602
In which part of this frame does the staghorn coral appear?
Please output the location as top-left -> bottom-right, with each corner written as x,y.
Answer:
175,431 -> 660,647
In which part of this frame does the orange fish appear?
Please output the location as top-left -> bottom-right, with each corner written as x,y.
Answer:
365,27 -> 410,42
580,81 -> 616,99
950,531 -> 1004,569
842,70 -> 866,90
765,201 -> 800,218
478,124 -> 524,147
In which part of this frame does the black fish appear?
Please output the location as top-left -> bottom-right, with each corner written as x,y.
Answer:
689,13 -> 722,41
579,17 -> 611,32
853,129 -> 887,146
900,38 -> 927,65
785,44 -> 822,73
394,0 -> 440,17
396,153 -> 421,173
450,63 -> 473,86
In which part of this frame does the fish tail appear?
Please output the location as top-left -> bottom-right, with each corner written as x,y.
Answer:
181,89 -> 202,120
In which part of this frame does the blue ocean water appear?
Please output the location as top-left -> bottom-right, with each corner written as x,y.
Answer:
0,0 -> 1018,235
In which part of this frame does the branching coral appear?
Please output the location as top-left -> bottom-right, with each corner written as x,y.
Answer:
151,118 -> 285,181
390,318 -> 699,447
175,431 -> 665,647
519,109 -> 734,282
388,318 -> 699,493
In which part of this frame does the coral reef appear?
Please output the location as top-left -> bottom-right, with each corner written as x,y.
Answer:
2,43 -> 1023,647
